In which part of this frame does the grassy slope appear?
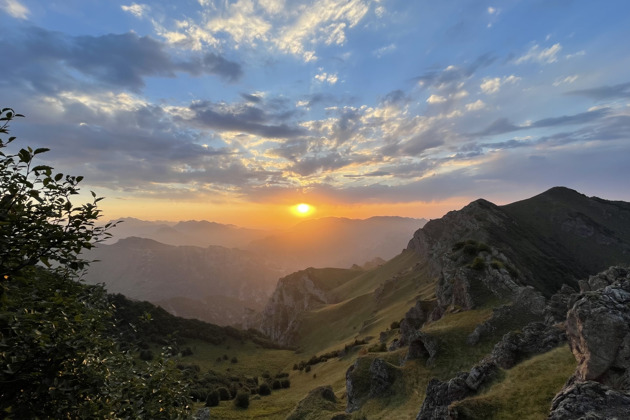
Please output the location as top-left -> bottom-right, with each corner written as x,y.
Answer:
450,345 -> 576,419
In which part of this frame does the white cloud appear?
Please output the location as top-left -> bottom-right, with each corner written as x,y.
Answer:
427,94 -> 447,104
314,70 -> 338,85
373,43 -> 396,58
553,75 -> 579,87
146,0 -> 375,62
480,75 -> 521,94
1,0 -> 29,19
121,3 -> 150,19
516,43 -> 562,64
488,6 -> 497,14
465,100 -> 486,111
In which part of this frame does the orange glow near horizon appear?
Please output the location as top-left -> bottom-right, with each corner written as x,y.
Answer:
97,194 -> 473,230
292,203 -> 314,217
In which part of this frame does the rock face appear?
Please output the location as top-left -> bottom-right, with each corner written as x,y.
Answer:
286,385 -> 339,420
417,361 -> 498,420
565,267 -> 630,387
346,357 -> 401,412
548,381 -> 630,420
548,267 -> 630,419
491,322 -> 566,369
259,268 -> 332,346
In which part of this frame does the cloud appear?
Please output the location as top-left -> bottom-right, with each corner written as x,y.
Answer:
314,70 -> 339,85
566,82 -> 630,100
427,94 -> 447,104
373,43 -> 396,58
2,27 -> 242,93
515,43 -> 562,64
152,0 -> 376,62
553,75 -> 579,87
465,99 -> 486,111
480,75 -> 520,94
415,53 -> 496,93
185,100 -> 306,139
121,3 -> 150,18
474,108 -> 612,136
1,0 -> 29,19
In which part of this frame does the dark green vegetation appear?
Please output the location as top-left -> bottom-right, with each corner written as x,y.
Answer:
0,109 -> 190,418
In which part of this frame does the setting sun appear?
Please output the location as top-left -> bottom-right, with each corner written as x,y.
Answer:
291,203 -> 314,217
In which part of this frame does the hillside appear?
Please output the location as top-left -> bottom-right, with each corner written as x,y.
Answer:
83,237 -> 284,326
246,187 -> 630,419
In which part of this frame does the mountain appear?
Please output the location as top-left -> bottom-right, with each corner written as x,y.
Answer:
83,237 -> 284,326
102,217 -> 270,248
251,187 -> 630,419
247,216 -> 427,272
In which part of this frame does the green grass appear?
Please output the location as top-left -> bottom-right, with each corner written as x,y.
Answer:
450,345 -> 577,419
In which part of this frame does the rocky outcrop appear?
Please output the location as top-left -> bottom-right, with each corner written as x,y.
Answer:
548,381 -> 630,420
467,287 -> 546,345
405,331 -> 438,364
491,322 -> 566,369
547,267 -> 630,419
417,361 -> 498,420
346,357 -> 401,412
565,267 -> 630,387
259,268 -> 332,346
286,385 -> 339,420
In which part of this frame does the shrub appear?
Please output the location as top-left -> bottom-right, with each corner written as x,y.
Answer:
490,259 -> 504,270
231,356 -> 238,364
281,379 -> 291,388
139,350 -> 154,361
217,387 -> 231,401
390,320 -> 400,329
272,380 -> 282,390
463,243 -> 479,256
304,365 -> 311,373
258,383 -> 271,396
205,389 -> 220,407
234,391 -> 250,409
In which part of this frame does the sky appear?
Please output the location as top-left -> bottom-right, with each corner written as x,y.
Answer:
1,0 -> 629,228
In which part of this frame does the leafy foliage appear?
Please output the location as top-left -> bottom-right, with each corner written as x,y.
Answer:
0,109 -> 191,418
0,108 -> 113,277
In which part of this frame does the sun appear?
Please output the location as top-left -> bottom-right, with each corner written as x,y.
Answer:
292,203 -> 314,217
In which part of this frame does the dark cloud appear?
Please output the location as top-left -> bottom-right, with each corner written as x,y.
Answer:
414,53 -> 496,91
186,101 -> 305,138
474,108 -> 611,136
566,82 -> 630,100
2,25 -> 242,93
240,93 -> 263,103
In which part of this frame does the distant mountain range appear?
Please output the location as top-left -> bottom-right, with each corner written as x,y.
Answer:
85,216 -> 426,325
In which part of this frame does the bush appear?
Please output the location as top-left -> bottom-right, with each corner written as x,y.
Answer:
217,387 -> 231,401
231,356 -> 238,364
205,389 -> 220,407
258,383 -> 271,396
272,380 -> 282,390
281,379 -> 291,388
390,320 -> 400,329
234,391 -> 250,409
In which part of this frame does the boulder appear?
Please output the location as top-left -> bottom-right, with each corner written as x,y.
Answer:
416,361 -> 498,420
346,357 -> 401,412
491,322 -> 566,369
565,277 -> 630,388
548,381 -> 630,419
406,331 -> 438,364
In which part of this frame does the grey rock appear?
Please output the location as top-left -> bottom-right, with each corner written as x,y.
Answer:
406,331 -> 438,364
548,381 -> 630,420
416,361 -> 498,420
566,275 -> 630,388
346,357 -> 400,412
193,407 -> 210,420
491,322 -> 566,369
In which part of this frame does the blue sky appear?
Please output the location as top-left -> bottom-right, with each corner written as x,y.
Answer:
2,0 -> 629,226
